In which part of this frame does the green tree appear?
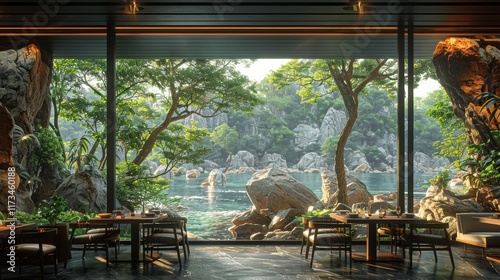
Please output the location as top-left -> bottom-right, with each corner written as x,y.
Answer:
425,89 -> 466,168
116,161 -> 177,212
133,59 -> 262,165
52,59 -> 261,173
211,123 -> 239,171
270,59 -> 432,205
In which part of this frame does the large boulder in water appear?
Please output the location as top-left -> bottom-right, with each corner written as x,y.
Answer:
245,168 -> 320,213
201,168 -> 226,188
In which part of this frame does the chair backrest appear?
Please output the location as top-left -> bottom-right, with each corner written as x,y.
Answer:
143,221 -> 184,233
18,228 -> 58,247
308,220 -> 351,233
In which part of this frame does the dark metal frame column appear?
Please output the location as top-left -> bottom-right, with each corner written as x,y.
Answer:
106,20 -> 117,212
397,17 -> 406,212
407,16 -> 415,213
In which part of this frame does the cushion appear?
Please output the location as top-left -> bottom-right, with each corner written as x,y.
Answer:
146,233 -> 183,244
15,244 -> 57,258
309,233 -> 349,246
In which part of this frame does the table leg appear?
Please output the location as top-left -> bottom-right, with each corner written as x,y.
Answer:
367,223 -> 378,260
351,223 -> 378,261
351,222 -> 404,262
130,223 -> 140,262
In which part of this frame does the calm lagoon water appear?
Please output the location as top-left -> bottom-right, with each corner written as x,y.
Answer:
168,172 -> 434,240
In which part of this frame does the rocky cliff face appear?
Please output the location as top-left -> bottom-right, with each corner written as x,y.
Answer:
433,37 -> 500,145
0,43 -> 53,213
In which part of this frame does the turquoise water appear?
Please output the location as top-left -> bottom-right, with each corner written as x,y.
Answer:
168,172 -> 434,239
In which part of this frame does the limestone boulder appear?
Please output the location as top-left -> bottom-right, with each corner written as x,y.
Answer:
319,108 -> 347,143
353,162 -> 372,173
321,169 -> 373,208
344,149 -> 369,170
231,209 -> 271,227
54,171 -> 109,213
293,124 -> 320,151
200,160 -> 219,172
259,153 -> 287,169
186,169 -> 201,179
295,152 -> 328,171
228,223 -> 267,239
246,168 -> 320,214
227,150 -> 255,170
268,208 -> 303,231
201,168 -> 226,188
417,192 -> 484,222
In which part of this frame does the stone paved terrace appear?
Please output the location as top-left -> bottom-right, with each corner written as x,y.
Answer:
1,241 -> 500,280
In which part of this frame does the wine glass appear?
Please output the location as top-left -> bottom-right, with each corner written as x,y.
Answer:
396,206 -> 401,217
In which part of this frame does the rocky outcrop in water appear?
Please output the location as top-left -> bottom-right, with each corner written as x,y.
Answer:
229,168 -> 320,239
201,168 -> 226,188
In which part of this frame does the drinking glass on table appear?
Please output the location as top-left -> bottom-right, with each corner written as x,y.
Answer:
395,206 -> 401,217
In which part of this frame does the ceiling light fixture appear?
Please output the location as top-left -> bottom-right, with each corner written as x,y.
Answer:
122,0 -> 143,15
353,1 -> 364,14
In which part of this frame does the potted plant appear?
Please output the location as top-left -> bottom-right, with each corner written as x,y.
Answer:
37,195 -> 78,262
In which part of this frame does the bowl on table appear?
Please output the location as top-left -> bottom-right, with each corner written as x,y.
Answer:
143,213 -> 156,217
98,213 -> 112,218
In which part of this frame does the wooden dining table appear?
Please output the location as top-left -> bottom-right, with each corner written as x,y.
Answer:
88,214 -> 169,263
330,212 -> 429,262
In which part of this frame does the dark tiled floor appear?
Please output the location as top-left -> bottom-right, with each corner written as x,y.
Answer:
2,242 -> 500,280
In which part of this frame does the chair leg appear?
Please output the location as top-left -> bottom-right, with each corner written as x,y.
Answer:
449,248 -> 455,268
176,243 -> 183,270
182,241 -> 187,261
40,253 -> 45,280
300,236 -> 305,255
53,251 -> 58,276
105,243 -> 110,268
309,245 -> 316,268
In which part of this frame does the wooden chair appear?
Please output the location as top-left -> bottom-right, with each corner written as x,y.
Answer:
142,221 -> 186,269
154,216 -> 190,257
65,221 -> 120,268
403,222 -> 455,268
377,223 -> 405,253
15,228 -> 58,279
308,220 -> 352,268
300,217 -> 338,259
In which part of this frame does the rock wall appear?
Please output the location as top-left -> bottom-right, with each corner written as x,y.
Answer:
0,42 -> 53,212
0,104 -> 17,214
433,37 -> 500,145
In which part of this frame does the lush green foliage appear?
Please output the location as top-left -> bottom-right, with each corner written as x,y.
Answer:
428,169 -> 452,190
460,131 -> 500,188
15,195 -> 93,225
116,161 -> 180,212
425,90 -> 466,168
32,127 -> 65,173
